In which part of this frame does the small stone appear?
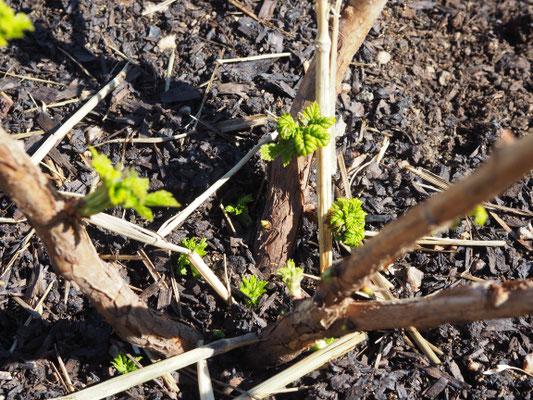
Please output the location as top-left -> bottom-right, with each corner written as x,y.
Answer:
85,126 -> 103,143
376,50 -> 391,65
406,266 -> 424,292
468,360 -> 482,372
439,71 -> 452,86
158,35 -> 176,52
356,90 -> 374,102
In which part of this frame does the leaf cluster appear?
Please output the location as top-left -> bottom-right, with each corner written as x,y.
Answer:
276,259 -> 304,297
261,102 -> 335,167
111,353 -> 142,375
76,148 -> 180,221
469,205 -> 488,226
240,275 -> 268,307
224,194 -> 253,226
177,237 -> 207,279
0,1 -> 33,46
328,198 -> 366,248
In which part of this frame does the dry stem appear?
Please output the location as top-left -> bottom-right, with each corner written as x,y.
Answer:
250,132 -> 533,365
0,126 -> 200,356
315,0 -> 333,272
254,0 -> 388,275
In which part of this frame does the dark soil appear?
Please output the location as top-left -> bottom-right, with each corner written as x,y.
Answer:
1,0 -> 532,399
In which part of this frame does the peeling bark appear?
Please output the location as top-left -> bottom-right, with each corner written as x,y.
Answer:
0,126 -> 200,356
253,280 -> 533,365
254,0 -> 388,275
251,132 -> 533,365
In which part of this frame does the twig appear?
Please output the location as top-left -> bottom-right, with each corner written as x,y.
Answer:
234,332 -> 367,400
315,0 -> 333,273
53,334 -> 259,400
0,126 -> 201,357
88,213 -> 231,302
192,48 -> 225,132
217,52 -> 291,64
30,64 -> 129,165
0,69 -> 66,86
197,340 -> 215,400
364,230 -> 506,247
142,0 -> 178,16
157,131 -> 276,237
227,0 -> 295,39
255,0 -> 389,274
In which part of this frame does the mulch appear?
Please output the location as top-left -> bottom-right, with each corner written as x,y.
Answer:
0,0 -> 532,399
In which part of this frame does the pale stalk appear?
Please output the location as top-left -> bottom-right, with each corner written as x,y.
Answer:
315,0 -> 333,273
329,0 -> 342,174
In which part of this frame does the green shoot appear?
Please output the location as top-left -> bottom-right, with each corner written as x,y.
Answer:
261,102 -> 335,167
177,237 -> 207,279
453,204 -> 489,230
328,198 -> 366,248
76,148 -> 180,221
0,1 -> 33,47
276,259 -> 304,299
111,353 -> 142,375
310,337 -> 336,351
224,194 -> 254,226
260,220 -> 271,229
240,275 -> 268,307
470,205 -> 489,226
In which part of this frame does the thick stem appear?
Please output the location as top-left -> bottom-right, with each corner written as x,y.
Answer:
254,0 -> 388,275
250,132 -> 533,365
0,126 -> 201,356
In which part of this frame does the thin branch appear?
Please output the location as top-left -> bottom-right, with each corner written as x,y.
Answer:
157,131 -> 276,237
251,132 -> 533,365
30,64 -> 129,165
317,132 -> 533,306
53,334 -> 258,400
0,126 -> 200,357
255,0 -> 388,274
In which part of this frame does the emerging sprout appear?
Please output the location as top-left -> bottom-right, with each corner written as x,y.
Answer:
111,353 -> 142,375
76,148 -> 180,221
470,205 -> 489,226
310,337 -> 336,351
240,275 -> 268,307
328,198 -> 366,248
0,1 -> 33,47
225,194 -> 254,226
177,237 -> 207,279
261,102 -> 335,167
276,259 -> 304,299
260,220 -> 271,229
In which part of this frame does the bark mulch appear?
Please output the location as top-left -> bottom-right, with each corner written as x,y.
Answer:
0,0 -> 531,399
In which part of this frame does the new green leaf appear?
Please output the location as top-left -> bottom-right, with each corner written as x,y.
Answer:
240,275 -> 268,307
328,198 -> 366,248
260,102 -> 335,167
225,194 -> 254,226
111,353 -> 142,375
0,1 -> 33,47
177,237 -> 207,279
75,148 -> 180,221
276,259 -> 304,298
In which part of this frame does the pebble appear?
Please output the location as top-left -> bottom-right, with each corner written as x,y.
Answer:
376,50 -> 391,65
